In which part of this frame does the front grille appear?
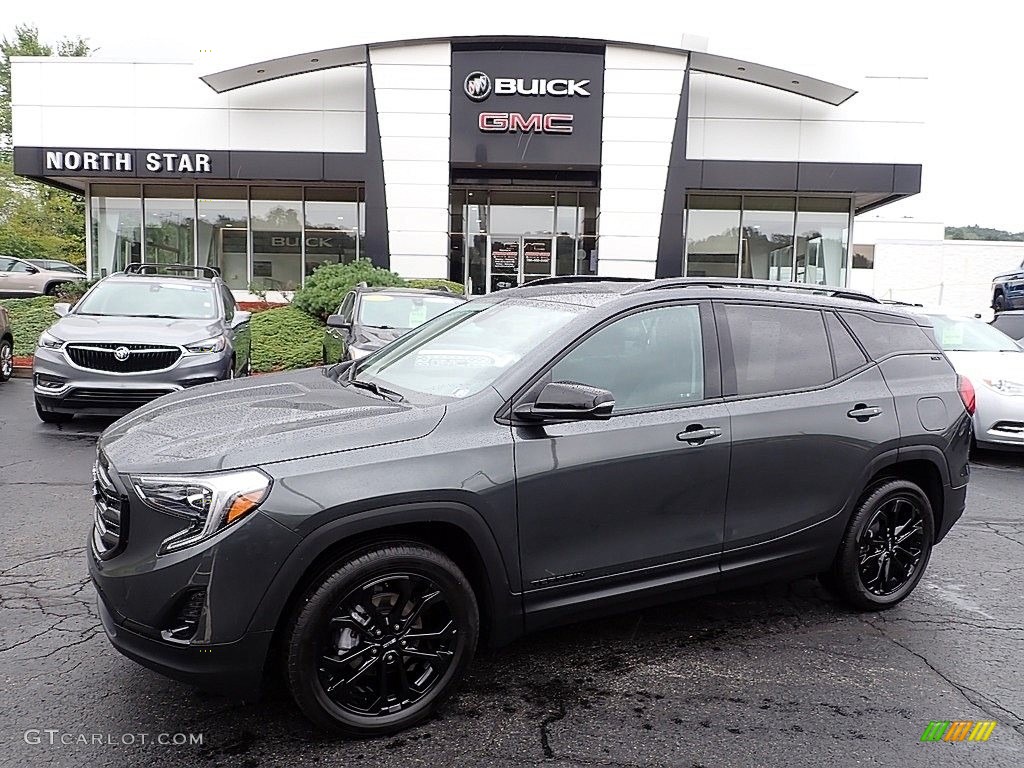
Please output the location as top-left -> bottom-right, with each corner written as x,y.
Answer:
64,388 -> 171,409
93,455 -> 126,560
66,343 -> 181,373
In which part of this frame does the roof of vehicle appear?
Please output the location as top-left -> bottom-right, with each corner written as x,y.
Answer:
500,277 -> 916,318
353,285 -> 466,300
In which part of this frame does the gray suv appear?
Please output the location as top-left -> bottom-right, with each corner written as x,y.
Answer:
89,278 -> 971,736
34,264 -> 251,422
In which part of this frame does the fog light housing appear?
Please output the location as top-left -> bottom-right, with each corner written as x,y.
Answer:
161,587 -> 207,643
35,374 -> 66,389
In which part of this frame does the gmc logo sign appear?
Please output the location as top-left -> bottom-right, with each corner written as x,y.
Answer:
478,113 -> 574,134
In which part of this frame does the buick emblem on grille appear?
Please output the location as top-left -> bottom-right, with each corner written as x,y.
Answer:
113,346 -> 130,362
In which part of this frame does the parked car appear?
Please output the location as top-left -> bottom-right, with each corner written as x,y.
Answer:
0,305 -> 12,383
33,263 -> 251,422
90,278 -> 971,736
322,286 -> 466,363
918,309 -> 1024,450
991,260 -> 1024,312
0,255 -> 86,297
991,310 -> 1024,343
26,258 -> 87,275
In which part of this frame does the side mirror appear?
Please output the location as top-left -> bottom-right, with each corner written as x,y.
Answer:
25,265 -> 39,274
53,302 -> 71,317
514,381 -> 615,423
230,310 -> 251,328
327,314 -> 352,330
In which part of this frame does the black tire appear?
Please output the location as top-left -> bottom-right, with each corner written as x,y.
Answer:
829,479 -> 934,610
43,281 -> 68,297
35,397 -> 73,424
994,293 -> 1007,313
285,543 -> 479,736
0,338 -> 12,382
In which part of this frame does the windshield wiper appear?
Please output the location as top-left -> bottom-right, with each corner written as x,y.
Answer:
346,377 -> 405,402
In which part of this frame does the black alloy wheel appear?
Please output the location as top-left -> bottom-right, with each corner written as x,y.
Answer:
285,544 -> 478,735
0,339 -> 12,381
827,479 -> 935,610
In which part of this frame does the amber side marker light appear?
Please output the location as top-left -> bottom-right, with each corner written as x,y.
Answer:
227,489 -> 269,525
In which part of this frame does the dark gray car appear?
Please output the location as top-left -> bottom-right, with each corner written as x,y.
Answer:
34,264 -> 251,422
89,278 -> 972,736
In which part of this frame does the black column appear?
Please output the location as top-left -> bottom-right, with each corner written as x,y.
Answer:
656,67 -> 695,278
361,65 -> 390,269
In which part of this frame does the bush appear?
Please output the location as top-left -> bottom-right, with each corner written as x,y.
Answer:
405,278 -> 465,294
54,278 -> 99,302
249,306 -> 325,373
291,261 -> 404,320
0,296 -> 58,356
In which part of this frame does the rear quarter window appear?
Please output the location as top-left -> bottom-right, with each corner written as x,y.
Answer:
839,311 -> 937,359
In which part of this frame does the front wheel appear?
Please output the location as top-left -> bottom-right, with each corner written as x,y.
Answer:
994,293 -> 1007,313
829,479 -> 934,610
0,339 -> 12,382
285,543 -> 479,736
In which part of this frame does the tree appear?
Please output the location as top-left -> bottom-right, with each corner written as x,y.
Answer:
945,224 -> 1024,242
0,24 -> 90,266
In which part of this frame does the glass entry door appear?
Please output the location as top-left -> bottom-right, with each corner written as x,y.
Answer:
486,235 -> 555,292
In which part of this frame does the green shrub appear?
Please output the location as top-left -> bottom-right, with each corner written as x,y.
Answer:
249,306 -> 325,373
54,278 -> 99,302
291,261 -> 404,320
405,278 -> 465,294
0,296 -> 58,356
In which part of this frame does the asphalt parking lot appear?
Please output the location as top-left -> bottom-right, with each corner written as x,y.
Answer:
1,375 -> 1022,768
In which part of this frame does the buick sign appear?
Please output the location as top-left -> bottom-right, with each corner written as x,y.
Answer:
464,71 -> 492,101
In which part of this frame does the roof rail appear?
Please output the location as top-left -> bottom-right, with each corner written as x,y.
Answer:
522,275 -> 645,287
625,277 -> 880,304
123,263 -> 221,279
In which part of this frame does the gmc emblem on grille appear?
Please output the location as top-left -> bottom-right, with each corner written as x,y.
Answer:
113,346 -> 130,362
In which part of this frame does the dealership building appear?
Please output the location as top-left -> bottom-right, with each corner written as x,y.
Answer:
11,36 -> 924,295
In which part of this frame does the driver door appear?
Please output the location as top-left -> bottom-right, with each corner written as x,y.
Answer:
512,301 -> 730,627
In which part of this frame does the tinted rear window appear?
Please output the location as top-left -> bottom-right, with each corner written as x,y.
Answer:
839,312 -> 937,359
721,304 -> 833,396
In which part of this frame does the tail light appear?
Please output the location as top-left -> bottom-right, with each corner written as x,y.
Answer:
958,375 -> 976,416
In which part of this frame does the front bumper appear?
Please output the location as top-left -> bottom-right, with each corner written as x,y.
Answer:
33,346 -> 232,414
974,386 -> 1024,450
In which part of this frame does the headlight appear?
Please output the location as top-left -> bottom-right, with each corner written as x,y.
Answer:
131,469 -> 271,554
38,330 -> 64,350
982,377 -> 1024,396
184,335 -> 227,354
349,344 -> 375,360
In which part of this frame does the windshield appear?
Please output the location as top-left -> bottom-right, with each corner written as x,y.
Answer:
75,281 -> 218,319
357,294 -> 464,329
928,315 -> 1021,352
352,299 -> 577,399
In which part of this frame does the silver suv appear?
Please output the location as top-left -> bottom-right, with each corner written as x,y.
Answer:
33,264 -> 251,423
0,255 -> 85,296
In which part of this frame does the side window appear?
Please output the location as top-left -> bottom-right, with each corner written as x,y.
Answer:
826,312 -> 867,376
840,311 -> 938,359
721,304 -> 833,396
550,304 -> 704,411
220,286 -> 236,321
0,258 -> 13,272
339,292 -> 355,322
7,260 -> 30,273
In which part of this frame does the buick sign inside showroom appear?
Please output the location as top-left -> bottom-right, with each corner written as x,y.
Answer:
450,49 -> 604,168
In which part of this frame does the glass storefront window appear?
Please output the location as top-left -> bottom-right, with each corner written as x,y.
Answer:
198,186 -> 248,290
489,190 -> 555,235
90,184 -> 141,278
795,197 -> 851,287
144,185 -> 195,266
251,186 -> 302,291
741,196 -> 795,281
685,195 -> 741,277
304,188 -> 359,275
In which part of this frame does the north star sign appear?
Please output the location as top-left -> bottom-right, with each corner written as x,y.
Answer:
44,150 -> 213,173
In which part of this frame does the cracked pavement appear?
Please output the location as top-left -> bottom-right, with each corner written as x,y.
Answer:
1,377 -> 1022,767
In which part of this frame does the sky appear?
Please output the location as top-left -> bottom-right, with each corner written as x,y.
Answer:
4,0 -> 1023,231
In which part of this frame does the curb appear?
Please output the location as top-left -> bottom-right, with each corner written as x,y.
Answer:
13,365 -> 32,379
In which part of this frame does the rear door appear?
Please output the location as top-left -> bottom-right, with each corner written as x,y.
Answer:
716,301 -> 901,578
513,301 -> 730,626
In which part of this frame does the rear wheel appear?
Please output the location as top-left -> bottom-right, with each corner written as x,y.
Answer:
0,339 -> 12,382
285,543 -> 478,735
35,397 -> 73,424
830,479 -> 934,610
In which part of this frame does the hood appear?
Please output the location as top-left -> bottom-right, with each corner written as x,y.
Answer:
353,324 -> 406,349
99,367 -> 444,474
944,350 -> 1024,382
50,314 -> 221,345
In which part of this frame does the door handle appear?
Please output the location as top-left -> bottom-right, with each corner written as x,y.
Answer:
677,425 -> 723,445
847,404 -> 882,422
